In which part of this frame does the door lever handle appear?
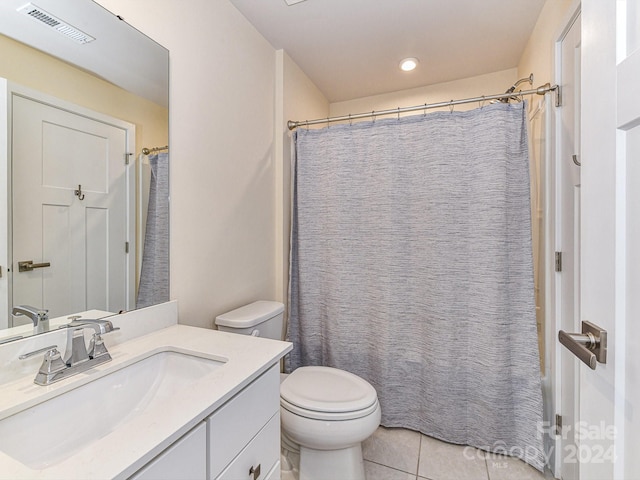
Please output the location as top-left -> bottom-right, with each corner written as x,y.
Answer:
18,260 -> 51,272
559,321 -> 607,370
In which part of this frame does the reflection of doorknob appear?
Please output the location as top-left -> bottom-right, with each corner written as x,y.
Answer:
559,321 -> 607,370
18,260 -> 51,272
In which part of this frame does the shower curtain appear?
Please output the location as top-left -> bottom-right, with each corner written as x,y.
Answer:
136,152 -> 170,309
287,103 -> 545,470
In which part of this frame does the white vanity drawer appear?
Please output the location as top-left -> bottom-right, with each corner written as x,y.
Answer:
215,412 -> 280,480
129,422 -> 207,480
208,364 -> 279,479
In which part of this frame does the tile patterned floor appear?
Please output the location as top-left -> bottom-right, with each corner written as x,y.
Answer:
362,426 -> 550,480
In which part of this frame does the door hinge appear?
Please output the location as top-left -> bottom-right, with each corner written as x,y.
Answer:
555,251 -> 562,272
125,153 -> 132,165
555,85 -> 562,107
555,414 -> 563,435
125,242 -> 129,254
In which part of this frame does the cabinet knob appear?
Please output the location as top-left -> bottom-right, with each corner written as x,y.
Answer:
249,463 -> 261,480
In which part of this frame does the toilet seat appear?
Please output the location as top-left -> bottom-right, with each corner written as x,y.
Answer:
281,396 -> 379,421
280,366 -> 378,421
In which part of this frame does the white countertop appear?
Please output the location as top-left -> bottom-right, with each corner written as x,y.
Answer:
0,324 -> 292,479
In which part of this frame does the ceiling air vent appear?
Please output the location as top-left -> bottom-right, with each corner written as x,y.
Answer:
17,3 -> 95,44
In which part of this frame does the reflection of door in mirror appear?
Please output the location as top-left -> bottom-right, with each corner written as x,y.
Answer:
0,0 -> 169,336
10,87 -> 135,325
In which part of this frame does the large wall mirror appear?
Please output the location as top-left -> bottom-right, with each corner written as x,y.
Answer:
0,0 -> 169,342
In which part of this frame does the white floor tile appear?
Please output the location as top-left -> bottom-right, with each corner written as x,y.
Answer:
364,460 -> 417,480
283,427 -> 548,480
418,435 -> 488,480
485,454 -> 545,480
362,426 -> 421,474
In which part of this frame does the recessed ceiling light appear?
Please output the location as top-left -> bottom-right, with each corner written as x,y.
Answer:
400,58 -> 419,72
284,0 -> 307,5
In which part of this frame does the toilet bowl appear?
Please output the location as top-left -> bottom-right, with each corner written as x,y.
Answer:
215,301 -> 381,480
280,366 -> 381,480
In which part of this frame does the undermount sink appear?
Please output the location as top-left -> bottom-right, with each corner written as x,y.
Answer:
0,350 -> 226,469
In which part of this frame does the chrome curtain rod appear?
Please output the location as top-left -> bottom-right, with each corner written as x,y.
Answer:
287,83 -> 559,131
141,145 -> 169,155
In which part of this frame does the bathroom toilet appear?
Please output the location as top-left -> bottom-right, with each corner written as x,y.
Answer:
215,301 -> 381,480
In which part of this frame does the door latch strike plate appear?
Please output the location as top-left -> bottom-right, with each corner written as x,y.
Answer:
555,414 -> 562,435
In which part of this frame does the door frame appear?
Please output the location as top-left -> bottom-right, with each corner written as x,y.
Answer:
0,79 -> 136,323
547,1 -> 582,478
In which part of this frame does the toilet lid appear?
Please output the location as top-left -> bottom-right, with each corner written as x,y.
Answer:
280,366 -> 378,415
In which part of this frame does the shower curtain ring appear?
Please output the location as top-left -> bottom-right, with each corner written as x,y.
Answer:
449,100 -> 454,113
424,103 -> 428,116
480,96 -> 485,109
372,111 -> 376,123
349,114 -> 352,126
397,107 -> 400,120
326,117 -> 330,128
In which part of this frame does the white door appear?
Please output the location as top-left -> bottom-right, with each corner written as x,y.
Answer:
11,92 -> 132,320
578,1 -> 640,479
557,11 -> 581,480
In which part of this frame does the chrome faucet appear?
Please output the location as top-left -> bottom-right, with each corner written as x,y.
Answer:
19,319 -> 120,386
12,305 -> 49,333
64,319 -> 119,366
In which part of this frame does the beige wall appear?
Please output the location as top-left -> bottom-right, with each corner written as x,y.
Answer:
0,34 -> 168,156
518,0 -> 577,85
330,68 -> 518,119
95,0 -> 279,329
275,51 -> 329,305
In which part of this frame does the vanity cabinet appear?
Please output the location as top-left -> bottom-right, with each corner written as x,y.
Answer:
129,423 -> 207,480
214,414 -> 280,479
130,364 -> 280,480
208,363 -> 280,479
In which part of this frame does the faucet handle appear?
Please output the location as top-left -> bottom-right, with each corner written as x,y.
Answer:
19,346 -> 67,385
88,334 -> 109,359
19,345 -> 59,360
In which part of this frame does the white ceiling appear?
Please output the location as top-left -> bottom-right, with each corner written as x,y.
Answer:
230,0 -> 547,103
0,0 -> 168,107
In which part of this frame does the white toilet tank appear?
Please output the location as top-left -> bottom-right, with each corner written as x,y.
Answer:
215,301 -> 284,340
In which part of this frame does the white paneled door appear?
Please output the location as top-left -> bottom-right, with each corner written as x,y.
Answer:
578,0 -> 640,479
11,91 -> 133,320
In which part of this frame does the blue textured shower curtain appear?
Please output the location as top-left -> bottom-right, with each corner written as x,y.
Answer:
137,152 -> 170,309
287,103 -> 545,470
